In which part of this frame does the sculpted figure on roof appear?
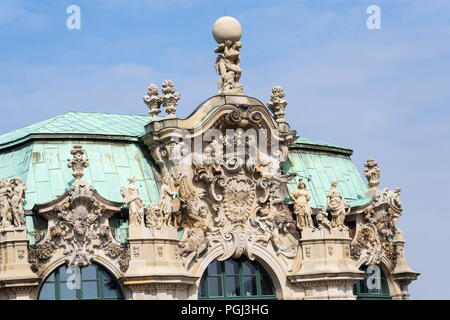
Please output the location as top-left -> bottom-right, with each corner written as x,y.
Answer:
0,177 -> 26,229
327,180 -> 350,231
0,179 -> 12,228
121,177 -> 145,227
290,179 -> 314,231
215,40 -> 243,95
10,177 -> 26,228
315,206 -> 332,232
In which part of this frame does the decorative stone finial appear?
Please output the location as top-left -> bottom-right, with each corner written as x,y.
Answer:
161,80 -> 181,118
67,144 -> 88,184
364,158 -> 381,191
143,83 -> 162,120
267,86 -> 288,122
213,16 -> 244,95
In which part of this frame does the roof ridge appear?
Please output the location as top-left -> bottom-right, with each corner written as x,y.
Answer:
61,111 -> 149,117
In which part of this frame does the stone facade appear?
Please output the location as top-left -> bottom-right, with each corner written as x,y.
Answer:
0,16 -> 419,300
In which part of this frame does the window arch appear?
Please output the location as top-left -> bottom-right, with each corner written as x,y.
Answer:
38,263 -> 123,300
199,257 -> 276,300
353,265 -> 391,300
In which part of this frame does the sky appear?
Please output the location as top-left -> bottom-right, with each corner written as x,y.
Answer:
1,0 -> 449,299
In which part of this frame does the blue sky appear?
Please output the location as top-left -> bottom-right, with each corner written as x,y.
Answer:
1,0 -> 449,299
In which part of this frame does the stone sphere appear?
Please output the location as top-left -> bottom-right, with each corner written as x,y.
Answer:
212,16 -> 242,43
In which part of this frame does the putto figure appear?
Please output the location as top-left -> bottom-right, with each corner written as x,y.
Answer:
215,40 -> 243,94
327,181 -> 350,231
121,177 -> 145,227
290,179 -> 314,231
212,16 -> 244,95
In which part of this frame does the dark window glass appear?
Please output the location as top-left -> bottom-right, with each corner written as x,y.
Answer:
208,276 -> 223,297
60,283 -> 77,300
242,261 -> 256,275
225,260 -> 239,275
82,264 -> 97,280
199,257 -> 275,300
38,263 -> 123,300
225,276 -> 240,297
354,265 -> 391,300
243,276 -> 257,296
39,283 -> 55,300
82,280 -> 98,299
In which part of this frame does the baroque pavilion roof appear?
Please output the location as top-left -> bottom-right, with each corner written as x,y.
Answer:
0,111 -> 369,211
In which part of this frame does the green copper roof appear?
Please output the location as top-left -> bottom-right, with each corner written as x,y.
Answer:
283,150 -> 369,208
0,140 -> 160,210
0,111 -> 368,211
0,112 -> 151,149
295,137 -> 349,150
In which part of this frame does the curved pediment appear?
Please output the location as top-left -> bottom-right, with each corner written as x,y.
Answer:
142,94 -> 297,146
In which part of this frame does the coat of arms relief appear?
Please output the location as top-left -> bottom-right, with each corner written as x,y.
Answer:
145,98 -> 300,270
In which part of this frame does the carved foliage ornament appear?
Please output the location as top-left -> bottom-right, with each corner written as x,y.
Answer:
351,187 -> 403,267
28,184 -> 130,273
29,145 -> 129,273
162,107 -> 298,270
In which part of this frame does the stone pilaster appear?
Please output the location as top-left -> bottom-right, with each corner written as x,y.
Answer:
390,232 -> 419,300
288,228 -> 363,300
0,228 -> 39,299
122,225 -> 197,300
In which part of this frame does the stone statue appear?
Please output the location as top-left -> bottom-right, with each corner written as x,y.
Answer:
143,83 -> 162,120
267,86 -> 288,123
389,187 -> 403,235
10,177 -> 26,228
0,178 -> 26,229
159,177 -> 179,226
67,144 -> 89,184
327,181 -> 350,231
290,179 -> 314,231
364,158 -> 381,190
315,206 -> 332,232
0,179 -> 12,228
121,177 -> 145,227
160,80 -> 180,118
215,40 -> 244,95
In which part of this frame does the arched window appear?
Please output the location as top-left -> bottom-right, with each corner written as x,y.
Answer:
354,265 -> 391,300
38,263 -> 123,300
199,257 -> 276,300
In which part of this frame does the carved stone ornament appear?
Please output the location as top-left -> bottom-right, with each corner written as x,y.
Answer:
161,80 -> 181,118
267,86 -> 288,123
143,83 -> 162,120
364,158 -> 381,191
28,145 -> 129,273
0,177 -> 26,229
215,40 -> 244,95
67,144 -> 89,184
145,100 -> 299,271
351,187 -> 403,267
